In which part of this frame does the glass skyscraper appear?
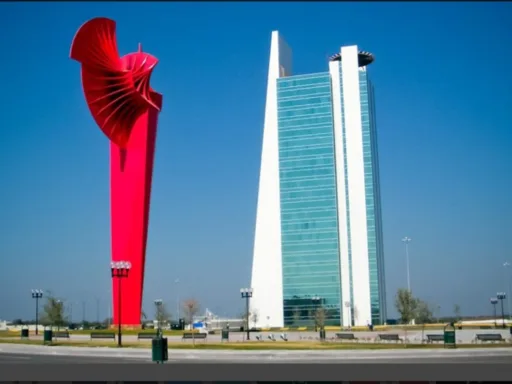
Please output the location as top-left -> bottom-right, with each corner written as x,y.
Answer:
250,31 -> 386,328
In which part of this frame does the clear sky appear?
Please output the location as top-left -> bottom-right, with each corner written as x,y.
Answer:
0,1 -> 511,323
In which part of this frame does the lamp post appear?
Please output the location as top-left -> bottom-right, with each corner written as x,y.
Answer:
497,292 -> 506,329
154,299 -> 163,338
490,297 -> 498,327
504,262 -> 511,319
31,289 -> 43,335
402,237 -> 412,292
240,288 -> 253,341
111,261 -> 131,347
175,278 -> 180,322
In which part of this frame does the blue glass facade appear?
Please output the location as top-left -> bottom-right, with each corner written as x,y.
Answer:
358,69 -> 385,325
276,73 -> 342,326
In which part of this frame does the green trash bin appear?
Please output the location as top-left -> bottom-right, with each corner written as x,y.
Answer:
319,329 -> 326,341
443,322 -> 456,349
43,329 -> 53,345
21,328 -> 29,339
221,330 -> 229,342
151,337 -> 168,363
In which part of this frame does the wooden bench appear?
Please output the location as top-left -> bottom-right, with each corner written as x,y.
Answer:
475,334 -> 505,343
335,333 -> 358,341
377,333 -> 402,343
53,331 -> 70,339
182,332 -> 207,340
90,332 -> 116,340
137,332 -> 158,340
425,334 -> 444,343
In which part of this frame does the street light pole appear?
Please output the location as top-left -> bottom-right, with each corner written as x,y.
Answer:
497,292 -> 506,329
240,288 -> 253,341
154,299 -> 163,338
111,261 -> 131,347
175,278 -> 180,322
504,262 -> 511,319
31,289 -> 43,336
490,297 -> 498,327
402,237 -> 412,292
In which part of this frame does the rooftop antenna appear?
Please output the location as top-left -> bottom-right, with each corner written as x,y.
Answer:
138,43 -> 143,53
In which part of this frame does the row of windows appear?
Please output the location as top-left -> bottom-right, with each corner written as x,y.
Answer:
278,106 -> 333,119
280,177 -> 335,190
282,231 -> 339,242
280,188 -> 336,200
278,97 -> 332,109
277,86 -> 332,99
279,128 -> 334,139
281,210 -> 337,221
282,219 -> 338,232
281,201 -> 337,213
282,242 -> 340,253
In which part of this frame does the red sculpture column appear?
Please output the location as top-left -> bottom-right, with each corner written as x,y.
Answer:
70,17 -> 163,327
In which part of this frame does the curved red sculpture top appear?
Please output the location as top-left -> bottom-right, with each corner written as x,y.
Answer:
70,17 -> 162,148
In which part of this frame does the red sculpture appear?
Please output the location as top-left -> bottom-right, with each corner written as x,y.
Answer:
71,17 -> 163,327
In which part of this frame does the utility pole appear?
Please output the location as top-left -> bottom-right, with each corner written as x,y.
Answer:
402,237 -> 412,292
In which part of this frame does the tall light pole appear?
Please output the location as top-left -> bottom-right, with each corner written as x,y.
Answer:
82,300 -> 86,326
402,237 -> 412,292
175,278 -> 180,321
240,288 -> 253,341
111,261 -> 131,347
497,292 -> 506,329
504,262 -> 511,319
490,297 -> 498,327
154,299 -> 163,338
31,289 -> 43,336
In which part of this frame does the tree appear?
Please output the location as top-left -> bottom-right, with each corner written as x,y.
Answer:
395,288 -> 418,324
250,310 -> 259,328
292,307 -> 302,325
453,304 -> 461,322
41,292 -> 66,329
313,307 -> 327,330
182,299 -> 200,345
415,300 -> 434,324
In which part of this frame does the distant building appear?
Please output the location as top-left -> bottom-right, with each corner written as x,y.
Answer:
250,31 -> 387,328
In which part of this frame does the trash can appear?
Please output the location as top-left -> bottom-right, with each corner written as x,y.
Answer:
443,322 -> 456,349
21,328 -> 29,339
509,326 -> 512,336
43,329 -> 53,345
319,329 -> 326,341
151,337 -> 168,363
221,330 -> 229,342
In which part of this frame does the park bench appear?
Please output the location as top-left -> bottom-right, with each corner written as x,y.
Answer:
475,334 -> 505,343
255,334 -> 263,341
425,334 -> 444,343
377,334 -> 402,343
53,331 -> 70,339
90,332 -> 116,340
280,333 -> 288,342
335,333 -> 358,341
137,332 -> 158,340
182,332 -> 207,340
268,334 -> 276,341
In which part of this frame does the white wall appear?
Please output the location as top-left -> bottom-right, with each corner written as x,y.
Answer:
329,60 -> 352,327
249,31 -> 292,328
340,45 -> 372,326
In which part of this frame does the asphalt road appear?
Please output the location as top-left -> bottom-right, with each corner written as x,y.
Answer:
1,350 -> 511,364
0,352 -> 150,364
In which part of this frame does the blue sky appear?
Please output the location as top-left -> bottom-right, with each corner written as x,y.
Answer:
0,2 -> 511,322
